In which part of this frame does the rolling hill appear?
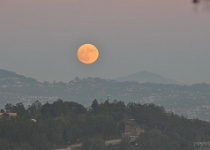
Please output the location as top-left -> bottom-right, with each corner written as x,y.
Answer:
116,71 -> 183,85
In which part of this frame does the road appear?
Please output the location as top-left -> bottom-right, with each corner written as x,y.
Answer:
55,139 -> 121,150
56,143 -> 81,150
105,139 -> 121,146
55,121 -> 143,150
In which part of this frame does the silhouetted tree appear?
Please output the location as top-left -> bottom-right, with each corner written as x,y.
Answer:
91,99 -> 99,115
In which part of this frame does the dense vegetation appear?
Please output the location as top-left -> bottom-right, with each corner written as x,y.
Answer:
0,99 -> 210,150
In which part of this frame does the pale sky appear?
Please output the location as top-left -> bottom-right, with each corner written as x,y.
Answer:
0,0 -> 210,84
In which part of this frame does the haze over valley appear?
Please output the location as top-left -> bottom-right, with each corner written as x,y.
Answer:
1,69 -> 210,121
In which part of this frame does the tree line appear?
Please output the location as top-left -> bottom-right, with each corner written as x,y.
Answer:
0,99 -> 210,150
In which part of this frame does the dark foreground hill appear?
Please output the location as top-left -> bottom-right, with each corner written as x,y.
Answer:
0,100 -> 209,150
0,69 -> 210,121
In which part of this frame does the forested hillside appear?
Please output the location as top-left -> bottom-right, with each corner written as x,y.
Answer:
0,99 -> 210,150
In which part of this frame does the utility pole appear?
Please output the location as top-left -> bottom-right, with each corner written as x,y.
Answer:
106,95 -> 110,102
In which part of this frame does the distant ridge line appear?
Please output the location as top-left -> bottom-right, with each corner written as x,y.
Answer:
115,71 -> 183,85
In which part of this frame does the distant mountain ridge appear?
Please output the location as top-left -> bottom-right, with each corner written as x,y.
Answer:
0,69 -> 22,78
116,71 -> 182,85
0,69 -> 38,83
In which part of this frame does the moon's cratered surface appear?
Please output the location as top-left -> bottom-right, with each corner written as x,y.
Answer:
77,44 -> 99,64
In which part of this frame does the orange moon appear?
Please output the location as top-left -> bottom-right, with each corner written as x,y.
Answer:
77,44 -> 99,64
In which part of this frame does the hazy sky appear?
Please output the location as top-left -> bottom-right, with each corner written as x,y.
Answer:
0,0 -> 210,84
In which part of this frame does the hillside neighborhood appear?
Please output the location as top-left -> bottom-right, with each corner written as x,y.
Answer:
0,69 -> 210,121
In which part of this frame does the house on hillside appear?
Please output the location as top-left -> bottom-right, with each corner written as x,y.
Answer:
122,119 -> 144,143
0,113 -> 17,117
194,142 -> 210,150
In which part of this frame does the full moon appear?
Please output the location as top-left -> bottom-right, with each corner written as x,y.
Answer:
77,44 -> 99,64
